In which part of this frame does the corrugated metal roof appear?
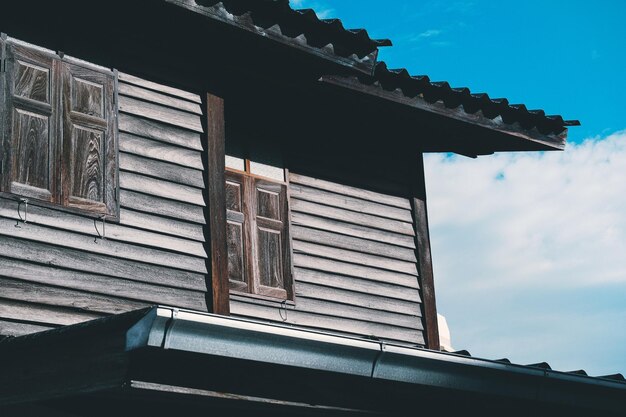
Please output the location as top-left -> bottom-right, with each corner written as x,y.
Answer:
370,62 -> 580,136
449,349 -> 626,384
167,0 -> 579,146
167,0 -> 391,74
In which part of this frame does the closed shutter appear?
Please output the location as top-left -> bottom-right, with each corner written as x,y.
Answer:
225,171 -> 248,292
252,177 -> 291,299
61,60 -> 117,217
1,41 -> 59,202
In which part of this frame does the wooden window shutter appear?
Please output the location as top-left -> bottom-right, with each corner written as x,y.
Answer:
60,60 -> 118,218
225,170 -> 248,292
252,177 -> 292,299
1,40 -> 60,202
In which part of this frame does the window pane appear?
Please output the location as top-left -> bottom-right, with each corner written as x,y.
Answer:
225,154 -> 245,171
249,160 -> 284,182
257,227 -> 283,289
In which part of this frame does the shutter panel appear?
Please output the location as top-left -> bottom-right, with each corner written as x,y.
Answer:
252,177 -> 292,299
225,171 -> 249,293
1,41 -> 59,202
61,60 -> 117,218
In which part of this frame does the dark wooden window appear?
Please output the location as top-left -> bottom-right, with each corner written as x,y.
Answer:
225,164 -> 293,300
0,37 -> 118,219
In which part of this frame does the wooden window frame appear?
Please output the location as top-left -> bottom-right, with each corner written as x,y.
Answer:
225,160 -> 294,302
0,35 -> 119,221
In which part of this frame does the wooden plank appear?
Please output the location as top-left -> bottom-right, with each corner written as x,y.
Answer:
0,197 -> 206,258
0,298 -> 103,326
0,219 -> 208,274
293,240 -> 418,276
119,131 -> 203,170
118,114 -> 203,152
287,155 -> 411,198
290,183 -> 413,223
205,93 -> 230,316
0,236 -> 207,291
289,173 -> 411,210
119,171 -> 205,206
291,212 -> 416,249
230,300 -> 424,345
294,281 -> 422,317
0,319 -> 53,337
119,95 -> 203,133
291,225 -> 416,262
0,277 -> 148,315
0,257 -> 208,311
294,254 -> 419,289
118,72 -> 201,104
411,154 -> 439,350
230,294 -> 420,330
120,151 -> 204,189
121,190 -> 206,225
120,208 -> 205,242
293,297 -> 421,329
118,81 -> 202,115
294,267 -> 420,303
291,199 -> 415,236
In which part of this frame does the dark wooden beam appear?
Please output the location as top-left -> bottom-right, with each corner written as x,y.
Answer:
410,154 -> 440,350
204,93 -> 229,315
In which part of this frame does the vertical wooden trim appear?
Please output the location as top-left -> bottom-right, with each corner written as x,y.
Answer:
283,168 -> 296,302
205,93 -> 229,315
0,33 -> 7,186
245,175 -> 260,295
410,153 -> 440,350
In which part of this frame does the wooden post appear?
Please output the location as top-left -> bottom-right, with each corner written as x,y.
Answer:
205,93 -> 229,315
410,154 -> 440,350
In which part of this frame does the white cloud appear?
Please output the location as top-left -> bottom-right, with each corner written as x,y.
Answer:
417,29 -> 442,38
424,131 -> 626,375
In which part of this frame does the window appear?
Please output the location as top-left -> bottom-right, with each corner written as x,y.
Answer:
225,158 -> 293,300
0,36 -> 118,220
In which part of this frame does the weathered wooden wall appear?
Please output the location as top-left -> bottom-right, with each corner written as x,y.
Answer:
230,170 -> 426,346
0,72 -> 208,336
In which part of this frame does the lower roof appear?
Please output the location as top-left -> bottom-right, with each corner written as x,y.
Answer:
0,307 -> 624,416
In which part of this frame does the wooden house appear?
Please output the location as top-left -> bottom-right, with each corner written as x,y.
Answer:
0,1 -> 623,416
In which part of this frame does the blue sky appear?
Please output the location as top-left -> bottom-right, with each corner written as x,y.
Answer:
291,1 -> 626,375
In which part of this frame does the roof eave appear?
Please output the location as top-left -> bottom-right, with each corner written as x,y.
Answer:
165,0 -> 380,76
1,307 -> 624,414
320,75 -> 567,155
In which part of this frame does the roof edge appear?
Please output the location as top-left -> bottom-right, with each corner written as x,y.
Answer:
165,0 -> 381,75
320,75 -> 568,153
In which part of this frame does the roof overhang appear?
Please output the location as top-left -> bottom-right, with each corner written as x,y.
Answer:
165,0 -> 388,76
320,75 -> 568,156
1,307 -> 624,416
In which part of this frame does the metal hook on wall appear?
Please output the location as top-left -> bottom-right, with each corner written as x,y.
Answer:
15,199 -> 28,228
279,299 -> 288,322
93,215 -> 107,243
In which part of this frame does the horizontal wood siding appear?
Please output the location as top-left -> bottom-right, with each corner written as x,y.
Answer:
0,73 -> 208,336
231,173 -> 426,346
